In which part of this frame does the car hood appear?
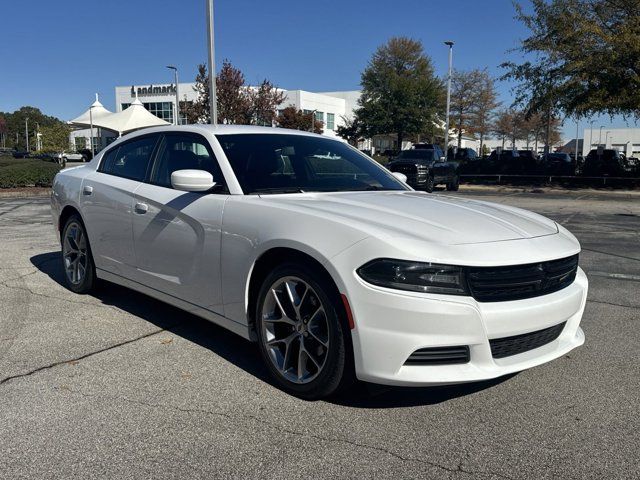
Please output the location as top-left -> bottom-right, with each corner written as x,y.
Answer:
263,191 -> 558,245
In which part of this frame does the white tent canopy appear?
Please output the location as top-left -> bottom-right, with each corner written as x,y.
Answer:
69,94 -> 113,127
91,96 -> 169,135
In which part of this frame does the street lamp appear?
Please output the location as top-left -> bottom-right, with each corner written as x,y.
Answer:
166,65 -> 180,125
25,117 -> 29,152
443,41 -> 454,158
605,131 -> 611,147
598,125 -> 604,145
589,120 -> 595,151
309,110 -> 318,132
206,0 -> 217,125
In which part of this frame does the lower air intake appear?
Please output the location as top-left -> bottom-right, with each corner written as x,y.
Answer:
404,346 -> 470,365
490,322 -> 566,359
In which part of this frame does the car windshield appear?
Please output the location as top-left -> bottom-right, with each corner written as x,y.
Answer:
396,150 -> 436,161
216,133 -> 408,194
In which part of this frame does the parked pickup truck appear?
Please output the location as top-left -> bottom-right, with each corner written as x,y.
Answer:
387,146 -> 459,192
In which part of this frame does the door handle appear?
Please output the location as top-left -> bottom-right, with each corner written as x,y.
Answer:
134,202 -> 148,214
82,185 -> 93,195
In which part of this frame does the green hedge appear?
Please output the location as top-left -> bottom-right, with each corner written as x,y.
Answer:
0,156 -> 61,188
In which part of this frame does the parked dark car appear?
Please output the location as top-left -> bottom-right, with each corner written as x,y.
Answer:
583,149 -> 629,176
11,150 -> 29,159
463,149 -> 520,174
541,152 -> 576,175
454,148 -> 478,161
388,147 -> 458,192
35,151 -> 61,163
77,148 -> 94,162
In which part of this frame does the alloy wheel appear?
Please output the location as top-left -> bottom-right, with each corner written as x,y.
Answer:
63,221 -> 88,285
260,276 -> 330,384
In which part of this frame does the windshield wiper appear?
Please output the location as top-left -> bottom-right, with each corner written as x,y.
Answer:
251,187 -> 306,194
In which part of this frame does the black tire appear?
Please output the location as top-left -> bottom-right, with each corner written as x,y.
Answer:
255,262 -> 352,399
61,214 -> 96,294
424,174 -> 435,193
446,175 -> 460,191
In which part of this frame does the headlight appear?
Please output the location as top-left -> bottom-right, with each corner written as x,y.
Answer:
356,258 -> 468,295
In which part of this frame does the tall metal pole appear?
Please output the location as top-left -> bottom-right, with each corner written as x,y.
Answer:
89,106 -> 94,156
605,131 -> 610,147
206,0 -> 217,125
575,119 -> 579,161
589,120 -> 594,152
25,118 -> 29,152
443,41 -> 454,158
599,126 -> 604,145
167,66 -> 180,125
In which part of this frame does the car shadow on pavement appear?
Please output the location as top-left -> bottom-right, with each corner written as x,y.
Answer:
31,251 -> 515,408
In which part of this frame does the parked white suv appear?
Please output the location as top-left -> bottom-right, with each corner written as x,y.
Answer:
50,125 -> 588,399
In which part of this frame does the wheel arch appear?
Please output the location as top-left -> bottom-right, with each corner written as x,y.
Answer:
245,246 -> 350,340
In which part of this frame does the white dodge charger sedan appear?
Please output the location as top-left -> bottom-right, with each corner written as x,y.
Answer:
51,125 -> 588,399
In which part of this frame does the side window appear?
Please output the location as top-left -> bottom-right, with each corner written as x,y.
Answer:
101,135 -> 158,181
150,134 -> 225,189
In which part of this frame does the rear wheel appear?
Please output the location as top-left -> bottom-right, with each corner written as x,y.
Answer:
256,262 -> 350,399
61,215 -> 96,294
446,175 -> 460,191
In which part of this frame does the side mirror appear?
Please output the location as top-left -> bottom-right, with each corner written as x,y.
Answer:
439,156 -> 446,162
171,169 -> 215,192
391,171 -> 408,183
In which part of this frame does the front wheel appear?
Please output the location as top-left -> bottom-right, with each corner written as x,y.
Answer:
424,174 -> 435,193
446,175 -> 460,191
61,215 -> 96,294
255,263 -> 350,399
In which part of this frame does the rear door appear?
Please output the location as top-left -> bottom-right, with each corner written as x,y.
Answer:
80,134 -> 160,279
131,132 -> 229,314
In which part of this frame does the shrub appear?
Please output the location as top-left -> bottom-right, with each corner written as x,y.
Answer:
0,155 -> 61,188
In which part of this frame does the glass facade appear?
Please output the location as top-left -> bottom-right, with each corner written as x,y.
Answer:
121,102 -> 174,123
326,113 -> 335,130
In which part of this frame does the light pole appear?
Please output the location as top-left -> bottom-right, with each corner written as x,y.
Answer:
605,131 -> 611,147
206,0 -> 217,125
89,104 -> 94,156
166,65 -> 180,125
310,109 -> 318,132
25,118 -> 29,152
589,120 -> 595,151
443,41 -> 454,158
575,119 -> 579,161
598,126 -> 604,145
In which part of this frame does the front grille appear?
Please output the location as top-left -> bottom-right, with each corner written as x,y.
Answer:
466,255 -> 578,302
390,163 -> 418,175
490,322 -> 566,359
404,345 -> 470,365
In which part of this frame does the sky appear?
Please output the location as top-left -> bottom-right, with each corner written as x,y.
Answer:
0,0 -> 635,139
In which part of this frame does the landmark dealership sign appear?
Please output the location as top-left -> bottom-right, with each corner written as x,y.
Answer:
130,84 -> 177,97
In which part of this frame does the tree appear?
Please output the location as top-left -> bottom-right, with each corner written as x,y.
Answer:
336,115 -> 362,146
503,0 -> 640,119
216,60 -> 252,124
183,61 -> 285,125
0,115 -> 7,148
468,71 -> 500,155
450,69 -> 484,149
356,37 -> 444,149
1,106 -> 65,150
183,64 -> 210,124
40,123 -> 71,152
492,109 -> 516,149
248,79 -> 286,126
276,106 -> 323,134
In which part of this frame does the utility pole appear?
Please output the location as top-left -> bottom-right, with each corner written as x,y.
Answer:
206,0 -> 217,125
443,41 -> 454,158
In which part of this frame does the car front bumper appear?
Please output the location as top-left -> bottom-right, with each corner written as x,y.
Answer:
341,264 -> 587,387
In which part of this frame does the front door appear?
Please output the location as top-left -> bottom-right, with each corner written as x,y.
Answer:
131,133 -> 228,314
80,134 -> 159,278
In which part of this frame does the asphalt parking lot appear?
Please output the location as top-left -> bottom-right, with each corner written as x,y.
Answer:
0,189 -> 638,479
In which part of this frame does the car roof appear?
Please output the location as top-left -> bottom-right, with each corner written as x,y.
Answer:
128,123 -> 330,138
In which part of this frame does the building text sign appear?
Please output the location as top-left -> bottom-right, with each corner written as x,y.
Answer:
131,84 -> 177,97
